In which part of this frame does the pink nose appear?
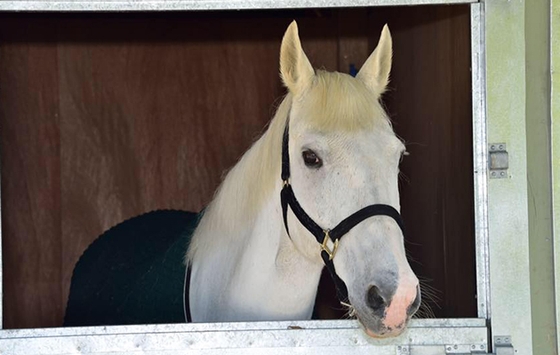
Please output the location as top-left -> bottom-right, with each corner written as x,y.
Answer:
382,284 -> 420,329
362,284 -> 420,338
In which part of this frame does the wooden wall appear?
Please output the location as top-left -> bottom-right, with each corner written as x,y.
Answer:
377,6 -> 476,319
0,6 -> 474,329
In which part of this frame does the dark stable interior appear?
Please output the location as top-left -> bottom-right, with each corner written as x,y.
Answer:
0,5 -> 475,328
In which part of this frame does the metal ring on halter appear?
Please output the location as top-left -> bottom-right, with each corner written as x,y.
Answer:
321,230 -> 339,260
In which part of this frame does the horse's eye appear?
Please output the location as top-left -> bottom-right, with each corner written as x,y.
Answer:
302,150 -> 323,168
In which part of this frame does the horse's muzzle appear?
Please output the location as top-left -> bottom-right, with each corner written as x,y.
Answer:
361,283 -> 421,338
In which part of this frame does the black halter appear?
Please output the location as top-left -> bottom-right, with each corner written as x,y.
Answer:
280,118 -> 406,303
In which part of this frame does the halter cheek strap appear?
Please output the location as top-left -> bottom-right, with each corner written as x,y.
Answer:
280,119 -> 406,303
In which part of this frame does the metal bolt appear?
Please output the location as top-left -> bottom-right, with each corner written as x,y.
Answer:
471,345 -> 476,349
454,345 -> 458,349
481,344 -> 485,349
499,144 -> 504,150
500,171 -> 505,177
491,145 -> 496,150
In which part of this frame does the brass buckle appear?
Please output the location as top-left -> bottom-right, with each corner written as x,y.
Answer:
321,229 -> 339,260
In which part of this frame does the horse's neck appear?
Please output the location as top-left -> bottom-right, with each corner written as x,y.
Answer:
189,188 -> 324,322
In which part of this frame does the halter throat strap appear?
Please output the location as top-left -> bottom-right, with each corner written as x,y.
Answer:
280,118 -> 406,303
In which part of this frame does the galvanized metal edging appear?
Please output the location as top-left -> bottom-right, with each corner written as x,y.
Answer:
484,0 -> 533,354
0,0 -> 478,12
0,319 -> 488,355
470,2 -> 491,322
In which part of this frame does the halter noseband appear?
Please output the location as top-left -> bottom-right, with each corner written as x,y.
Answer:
280,118 -> 406,303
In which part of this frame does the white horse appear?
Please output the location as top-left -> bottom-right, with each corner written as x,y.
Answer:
186,21 -> 420,338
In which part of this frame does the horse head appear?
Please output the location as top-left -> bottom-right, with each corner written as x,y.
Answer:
279,21 -> 420,338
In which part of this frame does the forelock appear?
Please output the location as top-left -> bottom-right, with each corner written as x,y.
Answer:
295,71 -> 390,133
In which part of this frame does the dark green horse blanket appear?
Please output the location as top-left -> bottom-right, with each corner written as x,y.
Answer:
64,210 -> 199,326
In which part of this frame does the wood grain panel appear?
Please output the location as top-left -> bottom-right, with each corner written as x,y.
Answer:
369,6 -> 476,318
0,7 -> 475,328
0,18 -> 63,328
337,9 -> 370,75
55,14 -> 340,327
0,11 -> 341,328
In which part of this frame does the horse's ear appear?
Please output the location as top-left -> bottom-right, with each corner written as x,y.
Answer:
280,21 -> 314,95
356,24 -> 392,96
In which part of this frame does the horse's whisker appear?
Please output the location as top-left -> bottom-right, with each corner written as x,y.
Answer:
339,301 -> 357,319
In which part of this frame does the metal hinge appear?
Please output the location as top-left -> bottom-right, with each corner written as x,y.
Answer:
395,343 -> 488,355
394,337 -> 513,355
492,336 -> 514,355
489,143 -> 508,179
444,343 -> 488,354
442,337 -> 513,355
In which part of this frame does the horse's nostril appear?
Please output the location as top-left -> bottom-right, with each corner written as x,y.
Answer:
367,285 -> 387,312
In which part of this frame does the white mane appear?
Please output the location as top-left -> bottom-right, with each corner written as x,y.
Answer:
186,94 -> 291,263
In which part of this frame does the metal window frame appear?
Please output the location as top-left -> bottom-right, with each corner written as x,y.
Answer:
0,319 -> 488,354
0,1 -> 533,354
0,0 -> 476,11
